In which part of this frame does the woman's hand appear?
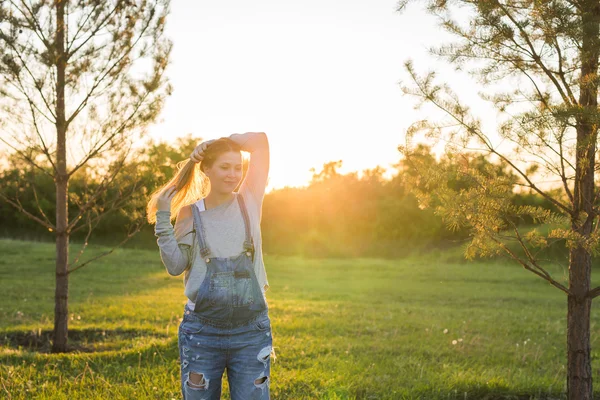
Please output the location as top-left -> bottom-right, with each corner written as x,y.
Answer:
190,139 -> 216,163
157,185 -> 177,212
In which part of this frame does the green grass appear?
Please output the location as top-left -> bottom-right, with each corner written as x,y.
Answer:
1,238 -> 599,399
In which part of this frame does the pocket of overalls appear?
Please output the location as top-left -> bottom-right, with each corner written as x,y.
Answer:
255,316 -> 271,331
233,270 -> 254,308
209,271 -> 233,306
179,318 -> 204,335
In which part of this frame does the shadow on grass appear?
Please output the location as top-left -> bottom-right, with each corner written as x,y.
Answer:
406,386 -> 567,400
0,328 -> 169,354
404,390 -> 566,400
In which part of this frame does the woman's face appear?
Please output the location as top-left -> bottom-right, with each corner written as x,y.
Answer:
203,151 -> 243,194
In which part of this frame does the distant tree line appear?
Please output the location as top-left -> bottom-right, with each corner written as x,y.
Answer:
0,136 -> 557,258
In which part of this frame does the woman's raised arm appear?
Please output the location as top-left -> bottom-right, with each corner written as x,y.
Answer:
228,132 -> 270,206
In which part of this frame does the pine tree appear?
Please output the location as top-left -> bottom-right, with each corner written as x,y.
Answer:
399,1 -> 600,398
0,0 -> 172,353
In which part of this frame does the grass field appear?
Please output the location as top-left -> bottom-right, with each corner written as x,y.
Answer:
1,238 -> 600,399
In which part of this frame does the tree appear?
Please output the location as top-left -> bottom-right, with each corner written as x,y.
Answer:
398,1 -> 600,398
0,0 -> 172,352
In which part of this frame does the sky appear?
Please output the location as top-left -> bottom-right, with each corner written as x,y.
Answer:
148,0 -> 493,192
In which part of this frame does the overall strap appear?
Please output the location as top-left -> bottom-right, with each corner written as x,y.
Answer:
191,202 -> 211,259
236,193 -> 254,253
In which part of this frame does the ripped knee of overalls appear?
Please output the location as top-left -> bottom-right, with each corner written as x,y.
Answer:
257,345 -> 277,368
186,372 -> 209,390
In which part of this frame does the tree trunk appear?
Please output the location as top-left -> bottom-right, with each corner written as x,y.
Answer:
52,205 -> 69,353
567,2 -> 599,398
52,0 -> 69,353
567,250 -> 592,399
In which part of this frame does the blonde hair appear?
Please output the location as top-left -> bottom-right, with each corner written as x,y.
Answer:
146,138 -> 242,224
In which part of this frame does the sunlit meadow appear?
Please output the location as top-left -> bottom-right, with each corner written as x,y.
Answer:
2,238 -> 600,399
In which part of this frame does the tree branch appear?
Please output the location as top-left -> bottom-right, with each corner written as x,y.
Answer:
65,2 -> 121,59
0,29 -> 57,122
31,182 -> 53,228
0,190 -> 55,231
67,220 -> 144,274
496,2 -> 576,106
67,87 -> 151,179
405,63 -> 574,216
553,36 -> 578,104
66,9 -> 153,127
489,233 -> 570,296
0,136 -> 54,178
66,152 -> 127,232
15,0 -> 52,50
26,94 -> 58,174
588,286 -> 600,299
68,208 -> 95,269
65,0 -> 102,55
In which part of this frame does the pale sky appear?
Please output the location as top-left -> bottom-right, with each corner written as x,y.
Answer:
149,0 -> 493,192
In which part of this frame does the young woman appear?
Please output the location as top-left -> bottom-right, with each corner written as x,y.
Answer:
147,132 -> 274,400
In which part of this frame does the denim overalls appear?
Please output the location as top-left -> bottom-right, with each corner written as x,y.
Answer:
178,193 -> 272,400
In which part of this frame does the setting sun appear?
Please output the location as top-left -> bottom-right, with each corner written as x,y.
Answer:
146,1 -> 449,191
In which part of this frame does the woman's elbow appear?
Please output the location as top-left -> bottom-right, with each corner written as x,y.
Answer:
165,265 -> 186,276
160,255 -> 187,276
255,132 -> 269,149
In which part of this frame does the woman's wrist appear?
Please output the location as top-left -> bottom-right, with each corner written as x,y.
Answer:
154,210 -> 174,237
227,133 -> 248,147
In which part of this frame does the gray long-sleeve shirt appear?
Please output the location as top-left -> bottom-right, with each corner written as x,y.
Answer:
154,132 -> 270,305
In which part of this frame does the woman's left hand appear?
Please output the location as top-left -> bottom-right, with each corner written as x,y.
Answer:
190,139 -> 216,163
